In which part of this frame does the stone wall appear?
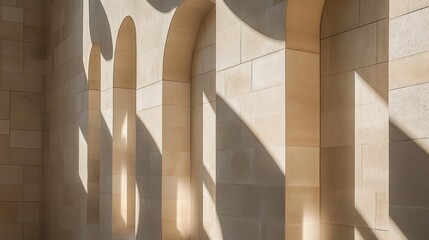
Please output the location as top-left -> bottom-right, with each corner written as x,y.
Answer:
320,0 -> 389,239
0,0 -> 44,239
215,1 -> 286,239
5,0 -> 427,239
190,7 -> 217,239
389,1 -> 429,239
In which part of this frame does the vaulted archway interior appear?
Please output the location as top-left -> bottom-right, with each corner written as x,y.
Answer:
320,0 -> 388,239
162,0 -> 214,238
87,43 -> 101,239
285,0 -> 389,239
190,6 -> 217,239
112,16 -> 137,239
285,0 -> 325,238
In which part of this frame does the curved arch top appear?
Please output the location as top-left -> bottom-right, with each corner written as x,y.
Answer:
89,0 -> 113,60
86,43 -> 101,240
114,16 -> 137,89
111,15 -> 137,238
163,0 -> 214,82
222,0 -> 287,41
284,1 -> 325,239
88,43 -> 101,91
286,0 -> 325,53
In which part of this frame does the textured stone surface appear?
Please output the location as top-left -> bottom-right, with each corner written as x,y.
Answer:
321,1 -> 389,238
0,0 -> 424,239
0,1 -> 44,238
390,7 -> 429,60
390,83 -> 429,141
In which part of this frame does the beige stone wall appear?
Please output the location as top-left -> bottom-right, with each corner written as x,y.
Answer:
190,7 -> 217,240
18,0 -> 429,239
320,0 -> 389,239
0,0 -> 44,239
215,1 -> 286,239
43,0 -> 174,239
389,1 -> 429,239
285,0 -> 324,239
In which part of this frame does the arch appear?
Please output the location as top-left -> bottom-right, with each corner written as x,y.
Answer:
162,0 -> 214,239
163,0 -> 213,83
285,1 -> 389,239
319,0 -> 389,239
113,17 -> 137,89
189,7 -> 216,240
284,0 -> 325,239
87,43 -> 101,239
112,16 -> 137,239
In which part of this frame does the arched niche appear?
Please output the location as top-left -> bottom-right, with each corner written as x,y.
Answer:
87,43 -> 101,240
190,6 -> 216,240
162,0 -> 214,239
112,16 -> 137,239
285,0 -> 389,239
319,0 -> 389,239
285,0 -> 325,239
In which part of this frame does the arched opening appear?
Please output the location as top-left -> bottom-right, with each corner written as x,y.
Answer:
285,1 -> 325,239
319,0 -> 388,239
168,0 -> 287,239
87,43 -> 101,239
213,1 -> 287,239
285,0 -> 389,239
190,7 -> 216,239
112,16 -> 137,239
162,0 -> 214,239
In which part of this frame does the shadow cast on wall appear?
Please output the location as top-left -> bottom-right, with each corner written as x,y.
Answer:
223,0 -> 285,40
47,0 -> 427,239
215,96 -> 285,240
146,0 -> 183,12
89,0 -> 113,60
389,123 -> 429,239
135,119 -> 162,240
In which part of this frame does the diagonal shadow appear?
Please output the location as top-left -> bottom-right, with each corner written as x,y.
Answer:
215,95 -> 285,240
89,0 -> 113,60
135,118 -> 162,240
146,0 -> 285,41
223,0 -> 285,41
389,123 -> 429,239
146,0 -> 183,12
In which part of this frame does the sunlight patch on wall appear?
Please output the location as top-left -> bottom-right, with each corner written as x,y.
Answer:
176,177 -> 191,237
79,127 -> 89,193
120,165 -> 128,225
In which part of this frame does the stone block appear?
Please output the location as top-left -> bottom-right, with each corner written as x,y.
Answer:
10,130 -> 42,149
17,202 -> 40,223
0,90 -> 9,120
360,0 -> 388,25
390,139 -> 429,208
10,92 -> 41,113
390,51 -> 429,89
286,146 -> 319,187
321,0 -> 359,38
224,62 -> 251,97
0,202 -> 16,222
321,23 -> 377,76
216,23 -> 241,71
252,50 -> 285,91
390,7 -> 429,60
